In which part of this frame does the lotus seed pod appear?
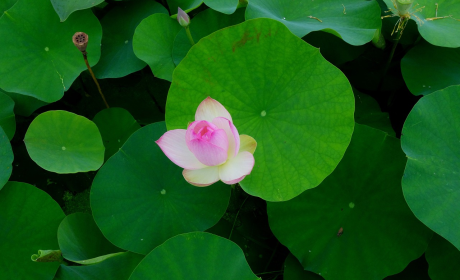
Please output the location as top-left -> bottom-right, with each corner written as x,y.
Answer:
396,0 -> 414,16
177,7 -> 190,27
72,32 -> 88,53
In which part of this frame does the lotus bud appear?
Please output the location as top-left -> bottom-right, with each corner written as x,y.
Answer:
396,0 -> 414,16
177,7 -> 190,27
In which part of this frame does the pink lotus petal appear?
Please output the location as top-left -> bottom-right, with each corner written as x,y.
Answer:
219,151 -> 254,184
222,175 -> 246,185
195,97 -> 232,122
188,128 -> 228,166
239,135 -> 257,154
155,129 -> 207,170
183,166 -> 219,187
185,120 -> 219,147
212,117 -> 240,159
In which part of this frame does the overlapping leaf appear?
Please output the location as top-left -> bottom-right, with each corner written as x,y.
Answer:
246,0 -> 382,45
0,127 -> 13,190
0,182 -> 65,280
401,85 -> 460,250
0,0 -> 102,102
425,234 -> 460,279
92,0 -> 168,79
401,42 -> 460,96
50,0 -> 104,22
91,122 -> 230,254
268,124 -> 432,279
0,90 -> 15,140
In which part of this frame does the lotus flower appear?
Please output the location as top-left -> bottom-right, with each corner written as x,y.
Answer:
156,97 -> 256,187
177,7 -> 190,27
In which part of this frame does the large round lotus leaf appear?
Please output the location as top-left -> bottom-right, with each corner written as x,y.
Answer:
0,90 -> 15,140
172,7 -> 245,66
58,212 -> 121,262
401,85 -> 460,250
0,0 -> 16,14
50,0 -> 104,22
92,0 -> 168,79
167,0 -> 202,14
0,182 -> 65,280
245,0 -> 381,45
1,88 -> 47,117
401,42 -> 460,96
129,232 -> 258,280
382,0 -> 460,48
0,0 -> 102,103
91,122 -> 230,255
0,127 -> 13,190
426,234 -> 460,279
165,18 -> 355,202
133,13 -> 182,82
267,124 -> 432,280
93,108 -> 140,161
54,252 -> 144,280
24,110 -> 105,173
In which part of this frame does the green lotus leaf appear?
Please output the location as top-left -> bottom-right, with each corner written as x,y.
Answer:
133,13 -> 182,81
284,253 -> 431,280
172,7 -> 245,66
1,88 -> 48,117
58,212 -> 121,263
0,0 -> 16,15
245,0 -> 382,45
401,41 -> 460,96
50,0 -> 104,22
0,90 -> 15,140
0,182 -> 65,280
425,234 -> 460,279
129,232 -> 258,280
24,110 -> 105,173
382,0 -> 460,48
92,0 -> 168,79
0,127 -> 13,190
205,0 -> 239,14
54,252 -> 144,280
401,85 -> 460,250
0,0 -> 102,103
91,122 -> 230,254
93,108 -> 140,161
166,18 -> 355,201
354,90 -> 395,136
167,0 -> 202,14
303,31 -> 368,66
267,124 -> 432,279
284,254 -> 323,280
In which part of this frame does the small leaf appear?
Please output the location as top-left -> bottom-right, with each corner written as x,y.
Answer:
128,232 -> 259,280
24,111 -> 105,174
133,13 -> 182,81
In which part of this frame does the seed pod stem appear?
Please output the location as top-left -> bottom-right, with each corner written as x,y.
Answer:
72,32 -> 109,109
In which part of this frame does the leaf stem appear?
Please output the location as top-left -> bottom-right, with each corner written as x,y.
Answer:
185,26 -> 195,46
82,53 -> 109,108
229,196 -> 249,240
